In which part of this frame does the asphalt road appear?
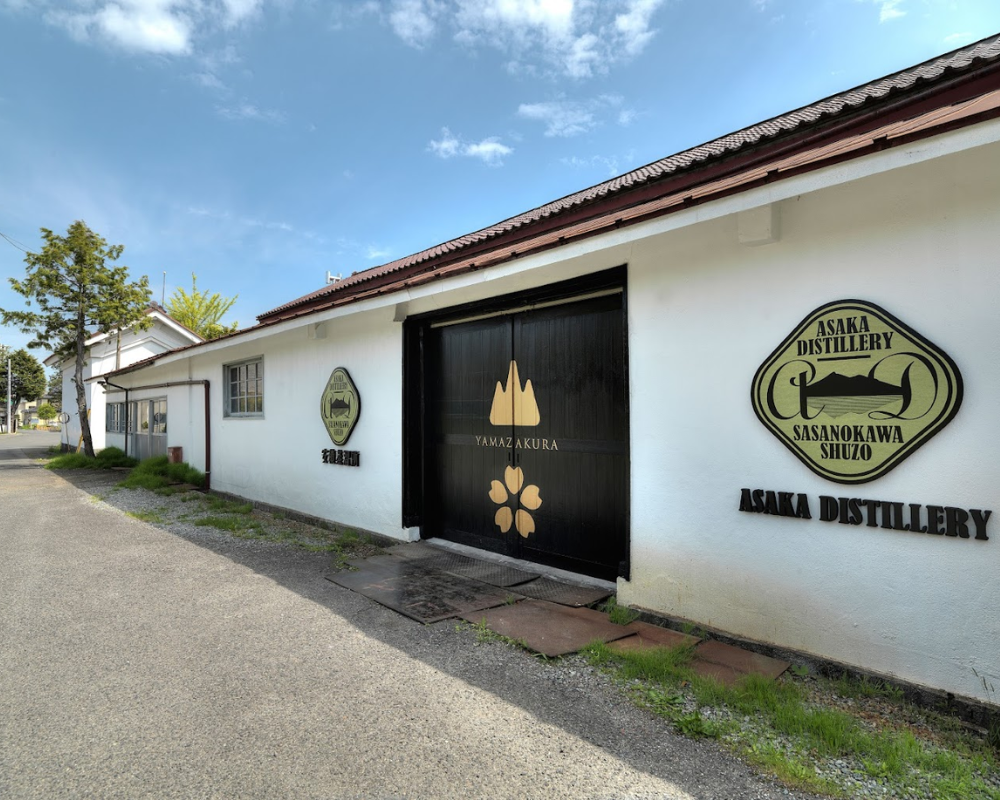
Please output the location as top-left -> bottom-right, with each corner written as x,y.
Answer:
0,432 -> 813,799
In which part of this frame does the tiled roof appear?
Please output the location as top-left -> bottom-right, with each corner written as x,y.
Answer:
260,33 -> 1000,322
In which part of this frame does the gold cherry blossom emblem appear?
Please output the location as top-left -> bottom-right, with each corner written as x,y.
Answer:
489,466 -> 543,538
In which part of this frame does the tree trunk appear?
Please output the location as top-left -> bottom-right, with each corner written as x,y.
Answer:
74,314 -> 95,458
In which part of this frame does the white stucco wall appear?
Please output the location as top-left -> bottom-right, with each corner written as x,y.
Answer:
619,138 -> 1000,704
115,307 -> 405,539
111,122 -> 1000,704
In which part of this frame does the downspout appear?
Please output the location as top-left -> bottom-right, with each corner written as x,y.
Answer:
100,379 -> 211,491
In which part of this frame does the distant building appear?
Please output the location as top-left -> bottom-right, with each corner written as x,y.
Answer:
45,304 -> 202,453
104,37 -> 1000,706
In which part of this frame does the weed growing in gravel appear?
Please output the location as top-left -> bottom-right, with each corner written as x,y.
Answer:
601,596 -> 640,626
830,673 -> 903,701
194,515 -> 262,534
128,510 -> 166,524
582,641 -> 1000,798
203,496 -> 252,514
467,618 -> 530,651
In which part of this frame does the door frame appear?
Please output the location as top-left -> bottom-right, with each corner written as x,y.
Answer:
402,265 -> 631,578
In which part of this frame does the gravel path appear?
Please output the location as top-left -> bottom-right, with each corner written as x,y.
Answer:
0,437 -> 818,800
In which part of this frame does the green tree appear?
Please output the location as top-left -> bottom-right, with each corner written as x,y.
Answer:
37,402 -> 57,423
0,347 -> 47,421
166,273 -> 238,340
0,221 -> 152,457
47,368 -> 62,411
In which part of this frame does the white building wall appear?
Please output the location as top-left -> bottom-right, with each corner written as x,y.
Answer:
116,307 -> 405,539
619,139 -> 1000,703
59,320 -> 198,452
110,127 -> 1000,704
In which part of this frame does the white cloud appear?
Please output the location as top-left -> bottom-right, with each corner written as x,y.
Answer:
219,0 -> 261,27
390,0 -> 666,78
34,0 -> 270,57
428,127 -> 512,166
463,139 -> 513,165
191,71 -> 226,89
366,245 -> 391,260
944,31 -> 973,46
216,102 -> 285,123
613,0 -> 659,56
560,154 -> 619,177
560,149 -> 635,177
49,1 -> 195,55
329,2 -> 380,31
870,0 -> 905,22
517,95 -> 626,137
389,0 -> 441,47
518,100 -> 594,137
428,127 -> 462,158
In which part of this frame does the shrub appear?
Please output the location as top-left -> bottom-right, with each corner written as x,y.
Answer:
47,446 -> 138,471
117,455 -> 205,491
94,447 -> 137,469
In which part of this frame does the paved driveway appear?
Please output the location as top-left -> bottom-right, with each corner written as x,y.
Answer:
0,435 -> 812,799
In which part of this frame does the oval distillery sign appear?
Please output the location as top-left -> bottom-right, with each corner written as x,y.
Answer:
321,367 -> 361,446
751,300 -> 963,484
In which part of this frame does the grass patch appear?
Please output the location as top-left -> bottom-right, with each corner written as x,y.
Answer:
583,641 -> 1000,798
127,509 -> 166,524
47,446 -> 138,471
203,495 -> 252,514
601,596 -> 640,626
829,672 -> 904,701
194,515 -> 263,534
466,618 -> 530,651
117,455 -> 205,493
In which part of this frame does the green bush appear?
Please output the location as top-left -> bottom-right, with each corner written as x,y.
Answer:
47,452 -> 98,470
117,455 -> 205,491
94,447 -> 137,469
47,446 -> 138,471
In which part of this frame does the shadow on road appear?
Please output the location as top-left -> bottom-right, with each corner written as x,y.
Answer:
33,456 -> 807,800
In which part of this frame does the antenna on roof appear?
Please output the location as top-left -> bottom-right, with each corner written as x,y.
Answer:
161,271 -> 166,306
326,271 -> 342,285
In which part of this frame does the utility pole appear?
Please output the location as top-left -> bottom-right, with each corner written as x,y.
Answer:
5,354 -> 11,435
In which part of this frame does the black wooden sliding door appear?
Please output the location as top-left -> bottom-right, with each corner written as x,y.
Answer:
421,289 -> 628,581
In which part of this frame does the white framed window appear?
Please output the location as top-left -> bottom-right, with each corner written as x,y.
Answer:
151,398 -> 167,434
224,358 -> 264,417
106,402 -> 127,433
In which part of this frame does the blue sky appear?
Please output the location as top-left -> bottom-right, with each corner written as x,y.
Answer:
1,0 -> 998,357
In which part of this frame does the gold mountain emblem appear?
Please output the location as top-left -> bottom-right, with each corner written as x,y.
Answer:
489,361 -> 540,427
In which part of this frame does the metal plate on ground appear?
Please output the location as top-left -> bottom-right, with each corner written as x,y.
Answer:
405,550 -> 539,588
692,640 -> 790,685
608,621 -> 702,653
460,599 -> 633,657
405,550 -> 482,572
325,560 -> 514,624
438,561 -> 538,588
511,577 -> 612,607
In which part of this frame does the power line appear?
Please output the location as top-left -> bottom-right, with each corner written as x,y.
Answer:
0,231 -> 30,253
